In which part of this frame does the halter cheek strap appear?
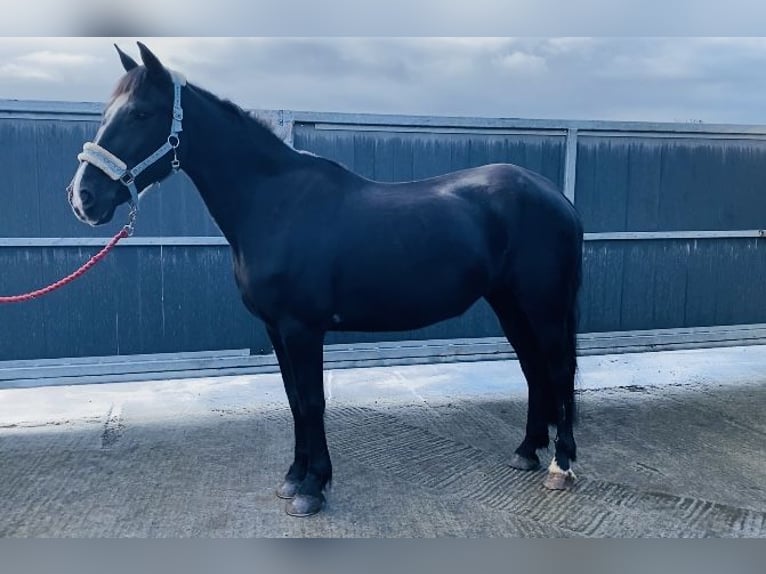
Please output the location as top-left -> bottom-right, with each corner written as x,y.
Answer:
75,70 -> 187,209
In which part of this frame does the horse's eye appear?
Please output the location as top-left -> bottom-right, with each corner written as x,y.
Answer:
132,109 -> 151,120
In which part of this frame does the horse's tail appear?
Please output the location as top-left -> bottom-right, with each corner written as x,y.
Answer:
544,226 -> 582,429
566,252 -> 581,426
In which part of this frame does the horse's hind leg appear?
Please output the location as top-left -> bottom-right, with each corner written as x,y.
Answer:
488,241 -> 581,489
534,310 -> 578,490
513,281 -> 579,489
487,295 -> 552,471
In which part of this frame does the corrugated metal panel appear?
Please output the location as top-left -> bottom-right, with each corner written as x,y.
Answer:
0,119 -> 89,237
581,238 -> 766,333
3,107 -> 766,362
0,246 -> 270,360
0,249 -> 47,359
576,136 -> 766,232
7,237 -> 763,360
293,126 -> 567,187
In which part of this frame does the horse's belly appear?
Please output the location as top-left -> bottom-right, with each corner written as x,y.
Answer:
331,265 -> 488,332
329,299 -> 476,332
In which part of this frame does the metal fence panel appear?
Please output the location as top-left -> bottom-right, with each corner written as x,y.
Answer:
576,135 -> 766,232
2,102 -> 766,361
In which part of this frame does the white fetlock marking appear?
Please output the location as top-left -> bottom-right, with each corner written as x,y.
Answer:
548,457 -> 577,481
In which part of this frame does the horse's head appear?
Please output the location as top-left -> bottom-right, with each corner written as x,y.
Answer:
68,42 -> 186,225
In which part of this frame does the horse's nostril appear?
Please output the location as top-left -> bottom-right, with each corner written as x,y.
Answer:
79,188 -> 95,208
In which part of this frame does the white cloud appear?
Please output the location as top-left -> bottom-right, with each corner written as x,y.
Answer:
495,51 -> 547,75
17,50 -> 101,67
0,63 -> 55,81
543,37 -> 599,55
0,46 -> 103,85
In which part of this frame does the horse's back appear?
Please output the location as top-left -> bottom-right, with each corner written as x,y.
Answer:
381,162 -> 581,249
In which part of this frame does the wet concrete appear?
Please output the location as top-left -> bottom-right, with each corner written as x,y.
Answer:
1,346 -> 765,537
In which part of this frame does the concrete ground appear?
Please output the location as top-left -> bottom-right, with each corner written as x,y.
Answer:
1,345 -> 765,537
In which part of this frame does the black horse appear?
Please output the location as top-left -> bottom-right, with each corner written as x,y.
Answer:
68,43 -> 584,517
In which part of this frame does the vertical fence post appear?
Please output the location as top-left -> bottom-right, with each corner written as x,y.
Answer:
563,128 -> 578,204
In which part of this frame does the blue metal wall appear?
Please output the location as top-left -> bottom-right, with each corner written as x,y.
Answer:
2,103 -> 766,361
576,135 -> 766,232
291,126 -> 566,185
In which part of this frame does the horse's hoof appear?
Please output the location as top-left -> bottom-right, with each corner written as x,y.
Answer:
286,494 -> 325,517
509,453 -> 541,471
276,479 -> 301,499
543,470 -> 576,491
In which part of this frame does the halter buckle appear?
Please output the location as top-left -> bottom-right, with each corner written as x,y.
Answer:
120,173 -> 135,186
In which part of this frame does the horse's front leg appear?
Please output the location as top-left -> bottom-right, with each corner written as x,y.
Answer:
278,323 -> 331,517
267,325 -> 308,500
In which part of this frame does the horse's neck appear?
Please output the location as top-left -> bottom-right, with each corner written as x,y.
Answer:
180,89 -> 295,248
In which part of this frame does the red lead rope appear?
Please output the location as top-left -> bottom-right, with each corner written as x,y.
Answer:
0,208 -> 136,304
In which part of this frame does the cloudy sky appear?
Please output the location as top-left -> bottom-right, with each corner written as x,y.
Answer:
2,36 -> 766,125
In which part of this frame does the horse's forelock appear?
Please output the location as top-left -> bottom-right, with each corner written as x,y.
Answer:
108,67 -> 147,105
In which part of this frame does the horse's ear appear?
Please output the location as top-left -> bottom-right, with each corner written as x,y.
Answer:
114,44 -> 138,72
136,41 -> 169,80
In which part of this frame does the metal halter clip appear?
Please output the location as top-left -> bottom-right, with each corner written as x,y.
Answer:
168,134 -> 181,171
124,201 -> 138,237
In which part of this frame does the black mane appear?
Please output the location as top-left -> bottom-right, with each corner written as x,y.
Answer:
192,84 -> 280,140
189,82 -> 354,172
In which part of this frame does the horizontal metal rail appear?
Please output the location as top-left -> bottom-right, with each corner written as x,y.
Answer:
5,99 -> 766,137
584,230 -> 766,240
0,237 -> 231,247
1,230 -> 765,248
